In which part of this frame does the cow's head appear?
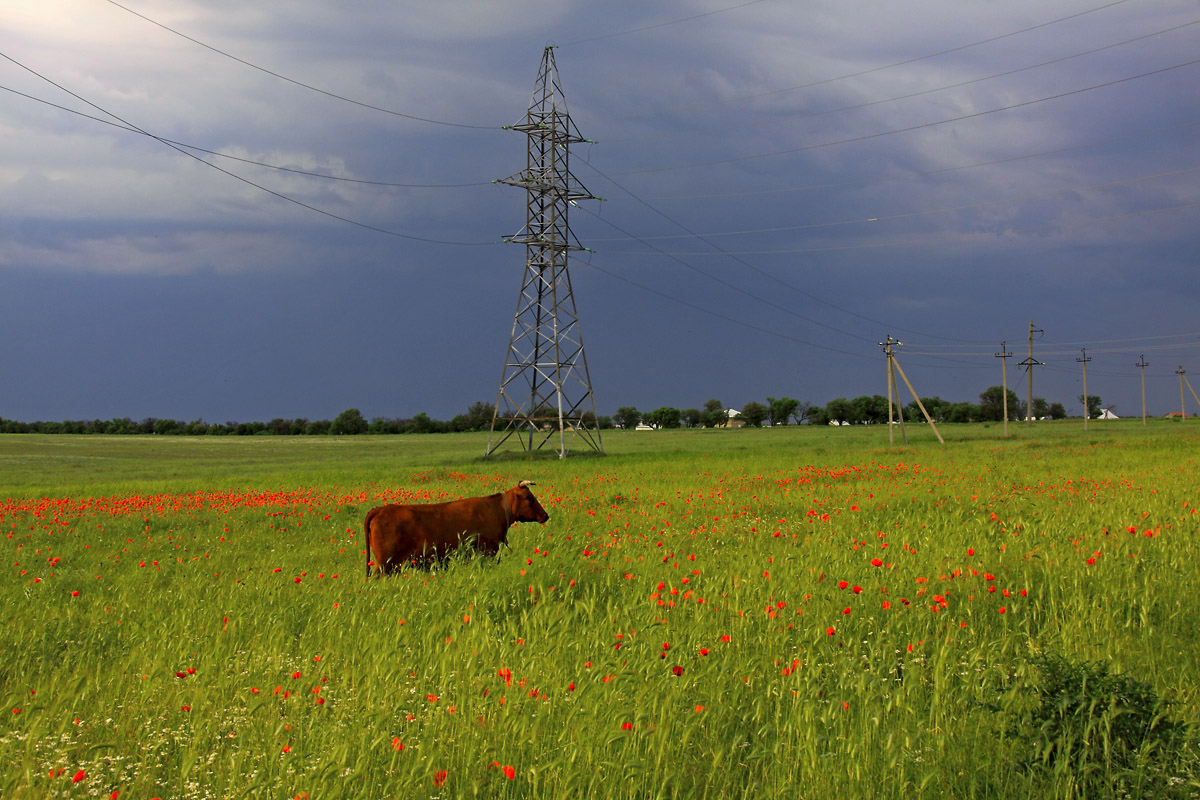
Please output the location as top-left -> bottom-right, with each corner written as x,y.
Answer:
510,480 -> 549,525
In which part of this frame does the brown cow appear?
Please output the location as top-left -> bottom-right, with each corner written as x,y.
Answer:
364,480 -> 549,576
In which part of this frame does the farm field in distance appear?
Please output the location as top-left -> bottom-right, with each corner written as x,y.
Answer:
2,423 -> 1198,799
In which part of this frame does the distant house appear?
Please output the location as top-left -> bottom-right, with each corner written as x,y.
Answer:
1097,408 -> 1119,420
1164,411 -> 1190,419
635,422 -> 655,431
722,409 -> 745,429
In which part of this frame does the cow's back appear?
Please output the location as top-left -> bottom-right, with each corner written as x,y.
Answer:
367,496 -> 502,572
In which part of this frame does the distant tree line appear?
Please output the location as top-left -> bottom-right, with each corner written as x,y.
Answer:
0,387 -> 1092,436
0,402 -> 502,436
806,387 -> 1071,425
609,387 -> 1083,430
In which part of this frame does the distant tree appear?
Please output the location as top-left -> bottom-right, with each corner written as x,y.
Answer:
596,415 -> 614,430
153,418 -> 182,435
849,395 -> 890,424
403,412 -> 441,434
979,386 -> 1021,422
266,418 -> 292,436
807,405 -> 830,426
1049,402 -> 1067,420
1078,394 -> 1103,419
289,418 -> 308,436
699,399 -> 725,428
1021,397 -> 1050,421
792,402 -> 818,425
766,396 -> 800,426
680,408 -> 701,428
945,402 -> 980,423
740,401 -> 769,428
306,419 -> 331,435
644,407 -> 682,429
460,401 -> 495,431
369,417 -> 403,434
614,406 -> 641,430
824,398 -> 854,425
330,408 -> 368,435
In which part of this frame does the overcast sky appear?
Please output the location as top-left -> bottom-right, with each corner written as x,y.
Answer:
2,0 -> 1197,423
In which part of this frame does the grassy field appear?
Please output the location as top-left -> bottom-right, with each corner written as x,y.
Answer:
2,422 -> 1198,798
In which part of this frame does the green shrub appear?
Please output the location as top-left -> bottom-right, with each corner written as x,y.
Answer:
1015,654 -> 1190,797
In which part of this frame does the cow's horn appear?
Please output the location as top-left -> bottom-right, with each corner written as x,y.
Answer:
518,480 -> 536,488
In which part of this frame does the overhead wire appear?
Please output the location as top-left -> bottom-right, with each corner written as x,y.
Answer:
580,157 -> 970,344
577,252 -> 874,360
588,165 -> 1200,243
605,199 -> 1200,256
609,56 -> 1200,177
636,118 -> 1200,203
102,0 -> 501,130
560,0 -> 773,46
0,50 -> 500,247
611,0 -> 1136,119
0,84 -> 493,188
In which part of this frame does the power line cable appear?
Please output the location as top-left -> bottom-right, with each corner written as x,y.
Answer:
621,0 -> 1135,120
611,56 -> 1200,177
578,204 -> 875,345
579,157 -> 975,343
610,199 -> 1200,256
607,17 -> 1198,147
588,165 -> 1200,243
637,119 -> 1200,203
0,83 -> 492,188
560,0 -> 773,46
577,253 -> 874,360
102,0 -> 501,130
0,50 -> 500,247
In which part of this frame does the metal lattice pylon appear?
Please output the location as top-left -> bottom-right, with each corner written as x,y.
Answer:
486,46 -> 602,458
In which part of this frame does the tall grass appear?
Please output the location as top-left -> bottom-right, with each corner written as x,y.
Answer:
1,422 -> 1197,798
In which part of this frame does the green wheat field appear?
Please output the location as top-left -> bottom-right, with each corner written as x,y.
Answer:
2,422 -> 1197,799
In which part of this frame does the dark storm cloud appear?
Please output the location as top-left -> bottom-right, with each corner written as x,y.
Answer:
2,0 -> 1197,422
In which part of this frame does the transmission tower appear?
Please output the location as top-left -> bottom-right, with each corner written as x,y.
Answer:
486,46 -> 603,458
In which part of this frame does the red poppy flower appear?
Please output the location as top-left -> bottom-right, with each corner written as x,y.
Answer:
72,770 -> 86,783
433,770 -> 448,787
672,665 -> 684,676
871,558 -> 883,567
502,765 -> 516,780
826,626 -> 836,636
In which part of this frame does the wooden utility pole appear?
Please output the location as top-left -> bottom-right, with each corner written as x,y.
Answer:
1018,321 -> 1043,426
1136,355 -> 1148,426
881,336 -> 906,446
995,341 -> 1012,437
1180,368 -> 1200,417
1178,366 -> 1187,419
891,355 -> 945,445
1077,348 -> 1092,432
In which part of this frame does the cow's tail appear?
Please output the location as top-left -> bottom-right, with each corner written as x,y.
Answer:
364,508 -> 375,580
